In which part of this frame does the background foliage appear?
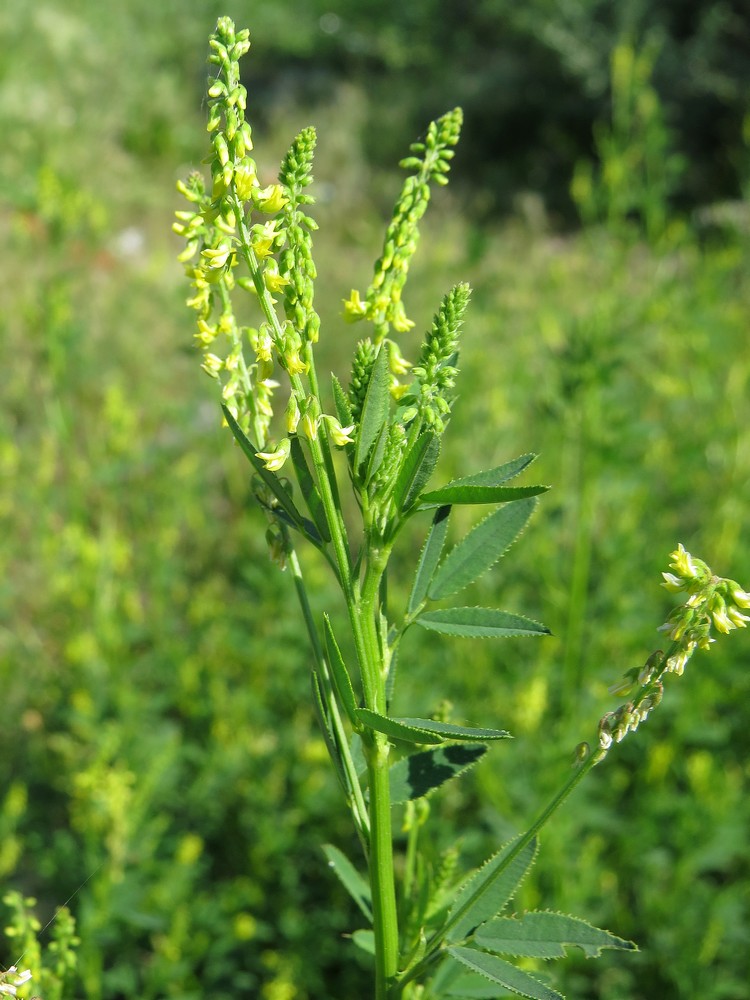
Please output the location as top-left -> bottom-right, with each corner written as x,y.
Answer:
1,2 -> 748,998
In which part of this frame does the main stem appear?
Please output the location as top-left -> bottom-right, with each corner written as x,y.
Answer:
361,552 -> 399,997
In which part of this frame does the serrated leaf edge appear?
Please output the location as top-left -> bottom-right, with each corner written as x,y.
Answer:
429,497 -> 538,601
475,909 -> 638,961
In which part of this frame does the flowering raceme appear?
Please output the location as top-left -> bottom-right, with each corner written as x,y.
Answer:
597,544 -> 749,754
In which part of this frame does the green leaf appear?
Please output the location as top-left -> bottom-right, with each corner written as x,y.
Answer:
323,614 -> 358,724
290,437 -> 331,542
420,484 -> 548,507
393,432 -> 441,513
474,911 -> 637,960
407,505 -> 451,615
447,947 -> 562,1000
429,957 -> 504,998
351,929 -> 375,955
438,454 -> 538,489
441,969 -> 513,998
331,372 -> 354,430
354,343 -> 390,470
357,709 -> 510,746
429,498 -> 537,600
355,710 -> 443,745
389,744 -> 487,804
416,608 -> 550,640
322,844 -> 372,923
364,419 -> 390,484
310,670 -> 347,791
222,405 -> 318,541
447,836 -> 537,943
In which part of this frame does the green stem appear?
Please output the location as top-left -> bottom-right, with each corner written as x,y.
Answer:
360,552 -> 400,997
367,734 -> 400,997
285,540 -> 370,843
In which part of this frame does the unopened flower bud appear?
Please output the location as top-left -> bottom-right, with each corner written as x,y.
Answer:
285,395 -> 300,434
300,410 -> 319,441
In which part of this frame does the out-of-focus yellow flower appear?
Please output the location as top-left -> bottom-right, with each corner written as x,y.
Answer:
342,288 -> 367,322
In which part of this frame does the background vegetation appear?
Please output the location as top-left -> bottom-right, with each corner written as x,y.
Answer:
1,1 -> 748,998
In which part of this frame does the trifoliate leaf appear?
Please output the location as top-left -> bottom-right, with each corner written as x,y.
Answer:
331,373 -> 355,431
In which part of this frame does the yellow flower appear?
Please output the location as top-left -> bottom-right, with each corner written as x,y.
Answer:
263,261 -> 291,294
388,340 -> 412,375
253,183 -> 288,214
251,221 -> 281,259
234,161 -> 258,201
342,289 -> 367,322
283,347 -> 308,375
201,243 -> 233,269
668,543 -> 698,580
193,319 -> 217,347
391,300 -> 415,333
201,353 -> 223,378
255,438 -> 291,472
322,415 -> 355,446
285,395 -> 301,434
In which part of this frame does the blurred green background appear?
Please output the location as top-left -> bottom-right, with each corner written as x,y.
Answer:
1,1 -> 749,998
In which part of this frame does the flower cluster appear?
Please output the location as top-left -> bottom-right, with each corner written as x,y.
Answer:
177,18 -> 355,473
342,108 -> 463,342
277,127 -> 321,347
0,967 -> 32,997
400,282 -> 470,431
596,544 -> 749,756
660,542 -> 750,645
174,17 -> 289,443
